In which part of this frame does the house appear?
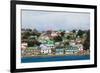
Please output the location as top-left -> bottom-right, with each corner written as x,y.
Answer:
65,46 -> 79,55
40,39 -> 55,55
55,48 -> 64,55
76,43 -> 83,51
28,46 -> 40,56
22,46 -> 40,57
40,44 -> 52,55
21,42 -> 28,55
21,42 -> 28,50
46,40 -> 55,47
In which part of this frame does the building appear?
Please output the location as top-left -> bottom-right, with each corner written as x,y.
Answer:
40,39 -> 55,55
28,46 -> 40,56
65,46 -> 79,55
40,44 -> 52,55
21,42 -> 28,56
22,46 -> 40,57
76,43 -> 83,51
46,40 -> 55,47
55,48 -> 64,55
21,42 -> 28,50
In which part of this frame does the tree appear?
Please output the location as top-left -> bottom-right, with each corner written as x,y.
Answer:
66,35 -> 71,40
22,31 -> 31,39
76,30 -> 84,38
60,30 -> 65,37
53,35 -> 62,42
83,30 -> 90,50
32,29 -> 40,37
63,41 -> 69,47
26,28 -> 32,32
72,30 -> 76,33
28,39 -> 41,47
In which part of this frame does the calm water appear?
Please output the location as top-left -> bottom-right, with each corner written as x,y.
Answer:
21,55 -> 90,63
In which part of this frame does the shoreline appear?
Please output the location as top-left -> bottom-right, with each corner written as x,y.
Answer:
22,54 -> 90,58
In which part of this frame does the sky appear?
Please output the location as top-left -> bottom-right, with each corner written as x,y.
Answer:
21,10 -> 90,32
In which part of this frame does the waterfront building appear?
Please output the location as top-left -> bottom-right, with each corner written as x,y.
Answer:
22,46 -> 40,57
40,44 -> 52,54
65,46 -> 79,55
28,46 -> 40,55
55,48 -> 64,55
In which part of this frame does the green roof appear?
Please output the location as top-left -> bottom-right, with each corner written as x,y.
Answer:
47,40 -> 54,44
28,46 -> 39,50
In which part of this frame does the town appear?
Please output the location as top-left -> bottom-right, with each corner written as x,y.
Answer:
21,28 -> 90,57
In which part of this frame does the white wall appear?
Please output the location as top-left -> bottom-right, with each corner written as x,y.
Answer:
0,0 -> 99,73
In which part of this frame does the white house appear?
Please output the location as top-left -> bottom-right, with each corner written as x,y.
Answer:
40,44 -> 52,54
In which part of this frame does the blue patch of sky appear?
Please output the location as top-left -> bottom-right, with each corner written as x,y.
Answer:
21,10 -> 90,32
